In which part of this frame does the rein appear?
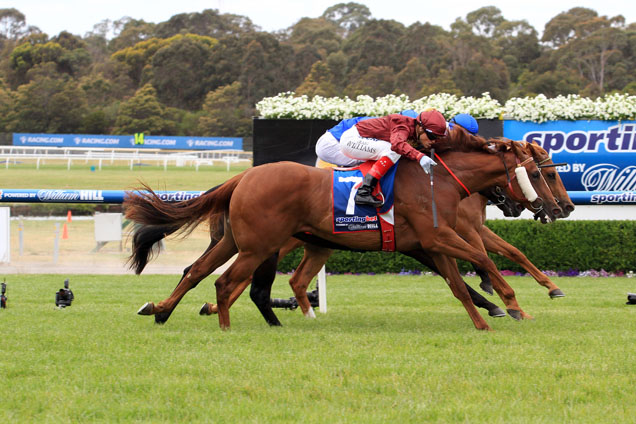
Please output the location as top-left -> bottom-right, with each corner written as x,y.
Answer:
433,153 -> 471,196
537,157 -> 567,168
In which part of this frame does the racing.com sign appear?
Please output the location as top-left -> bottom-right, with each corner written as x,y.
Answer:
14,133 -> 242,151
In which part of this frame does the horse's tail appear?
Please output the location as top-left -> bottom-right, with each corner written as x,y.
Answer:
124,173 -> 243,274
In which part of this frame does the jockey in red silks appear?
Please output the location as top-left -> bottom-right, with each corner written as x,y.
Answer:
339,109 -> 448,207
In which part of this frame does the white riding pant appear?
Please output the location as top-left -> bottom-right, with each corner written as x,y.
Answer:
339,126 -> 401,163
315,132 -> 362,167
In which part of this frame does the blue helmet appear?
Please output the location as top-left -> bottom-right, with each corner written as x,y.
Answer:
449,113 -> 478,135
400,109 -> 418,119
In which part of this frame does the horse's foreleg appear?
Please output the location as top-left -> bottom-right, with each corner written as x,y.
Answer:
480,226 -> 564,298
288,245 -> 333,318
401,250 -> 504,317
430,254 -> 491,331
428,228 -> 529,320
138,235 -> 238,323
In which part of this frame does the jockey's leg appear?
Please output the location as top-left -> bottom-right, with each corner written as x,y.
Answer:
355,156 -> 398,207
340,126 -> 400,207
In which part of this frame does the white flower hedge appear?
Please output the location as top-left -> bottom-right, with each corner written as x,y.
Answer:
256,92 -> 636,123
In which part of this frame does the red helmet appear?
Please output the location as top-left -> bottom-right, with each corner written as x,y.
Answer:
417,110 -> 447,136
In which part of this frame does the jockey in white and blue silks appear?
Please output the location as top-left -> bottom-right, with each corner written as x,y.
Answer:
448,113 -> 479,135
314,110 -> 419,167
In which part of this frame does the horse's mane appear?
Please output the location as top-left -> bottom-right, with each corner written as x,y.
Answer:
433,126 -> 490,154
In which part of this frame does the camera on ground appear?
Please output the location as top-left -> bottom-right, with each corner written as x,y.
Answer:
55,279 -> 74,308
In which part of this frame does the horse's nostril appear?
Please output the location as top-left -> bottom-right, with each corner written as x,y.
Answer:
516,204 -> 524,212
565,204 -> 575,212
552,208 -> 561,217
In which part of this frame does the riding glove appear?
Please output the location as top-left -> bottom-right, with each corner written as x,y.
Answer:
419,156 -> 437,174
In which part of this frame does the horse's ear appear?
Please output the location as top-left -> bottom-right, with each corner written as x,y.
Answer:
484,140 -> 507,153
484,141 -> 502,153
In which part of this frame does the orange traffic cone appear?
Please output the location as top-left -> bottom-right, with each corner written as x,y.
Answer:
62,223 -> 69,240
67,210 -> 72,223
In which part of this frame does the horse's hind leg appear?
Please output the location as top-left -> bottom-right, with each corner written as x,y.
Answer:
287,245 -> 333,318
215,252 -> 269,330
249,252 -> 283,326
138,235 -> 237,323
199,253 -> 280,325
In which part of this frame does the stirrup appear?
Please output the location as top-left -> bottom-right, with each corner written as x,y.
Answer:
355,191 -> 384,207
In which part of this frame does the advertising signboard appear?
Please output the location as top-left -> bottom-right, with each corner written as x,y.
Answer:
504,120 -> 636,205
13,133 -> 242,151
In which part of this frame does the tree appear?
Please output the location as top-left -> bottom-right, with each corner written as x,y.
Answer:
322,2 -> 371,37
492,20 -> 540,82
0,78 -> 14,132
9,75 -> 86,133
418,68 -> 462,97
466,6 -> 505,36
542,7 -> 599,47
342,19 -> 406,77
395,22 -> 449,72
113,83 -> 175,135
513,68 -> 587,97
108,18 -> 155,52
295,60 -> 338,97
153,9 -> 257,39
8,36 -> 90,88
111,36 -> 171,86
0,8 -> 26,40
555,14 -> 628,93
453,55 -> 510,101
394,57 -> 429,98
345,65 -> 395,98
198,82 -> 251,137
150,35 -> 217,110
288,17 -> 342,58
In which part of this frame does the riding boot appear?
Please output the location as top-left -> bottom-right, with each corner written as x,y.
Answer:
355,173 -> 383,207
354,155 -> 396,207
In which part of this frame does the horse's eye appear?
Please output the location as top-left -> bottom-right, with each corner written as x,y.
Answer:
547,173 -> 556,180
532,171 -> 541,179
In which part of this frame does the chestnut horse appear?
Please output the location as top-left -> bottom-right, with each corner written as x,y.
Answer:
125,131 -> 562,331
197,147 -> 572,327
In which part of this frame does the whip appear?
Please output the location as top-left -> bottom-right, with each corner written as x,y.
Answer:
430,148 -> 438,228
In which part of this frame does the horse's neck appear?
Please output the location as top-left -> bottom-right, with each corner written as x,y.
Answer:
438,150 -> 511,195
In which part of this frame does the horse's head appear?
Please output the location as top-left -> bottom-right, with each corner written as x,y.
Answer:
528,142 -> 575,219
483,139 -> 562,222
508,140 -> 563,222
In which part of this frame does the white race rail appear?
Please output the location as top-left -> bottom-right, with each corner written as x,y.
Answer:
0,146 -> 252,171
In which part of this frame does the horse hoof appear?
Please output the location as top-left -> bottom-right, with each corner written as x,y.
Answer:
488,307 -> 506,317
549,289 -> 565,298
480,282 -> 494,296
507,309 -> 522,321
137,302 -> 154,315
199,303 -> 217,316
154,310 -> 173,324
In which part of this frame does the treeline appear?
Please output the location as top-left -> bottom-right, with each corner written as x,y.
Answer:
0,4 -> 634,140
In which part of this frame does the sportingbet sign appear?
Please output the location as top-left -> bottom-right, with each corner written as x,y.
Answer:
504,120 -> 636,205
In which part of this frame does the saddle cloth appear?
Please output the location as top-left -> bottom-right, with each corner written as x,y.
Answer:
331,161 -> 397,251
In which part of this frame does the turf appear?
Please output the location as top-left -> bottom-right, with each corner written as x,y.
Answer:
0,163 -> 250,191
1,274 -> 635,422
